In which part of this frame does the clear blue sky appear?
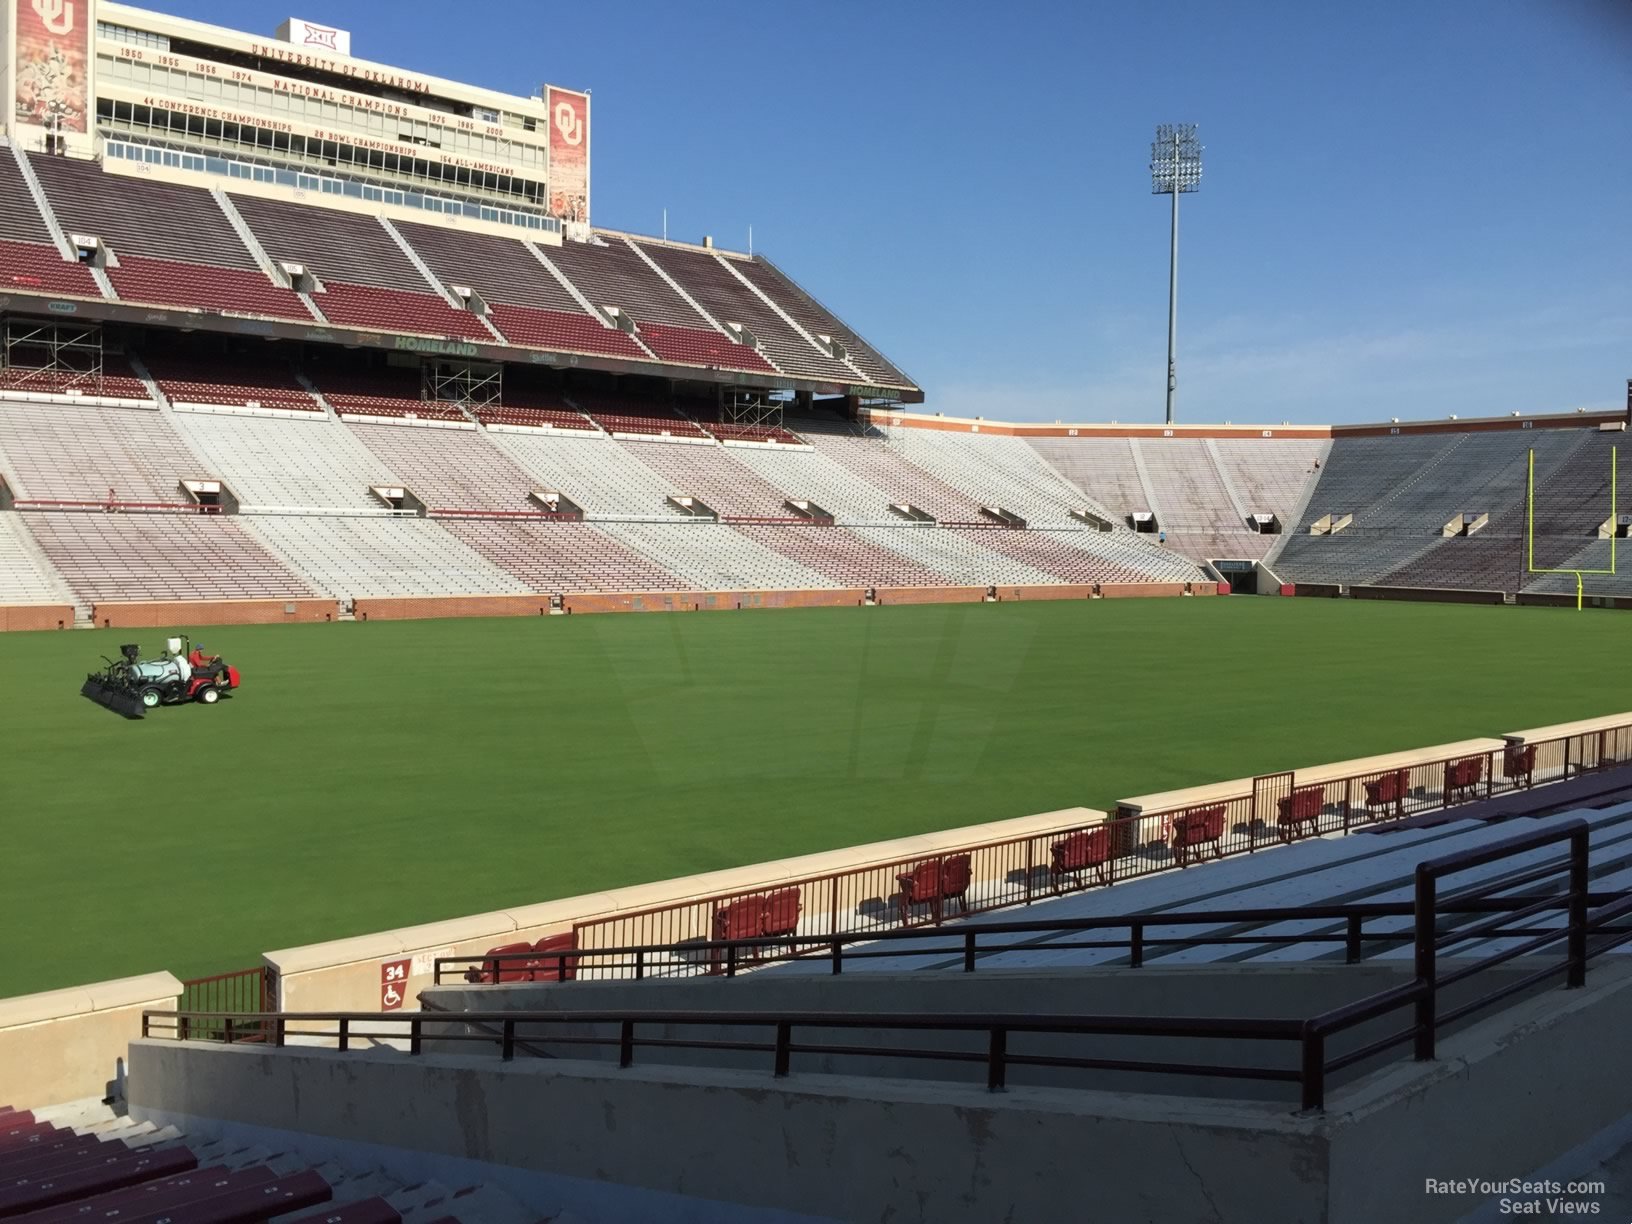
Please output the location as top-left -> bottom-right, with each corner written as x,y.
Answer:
156,0 -> 1630,424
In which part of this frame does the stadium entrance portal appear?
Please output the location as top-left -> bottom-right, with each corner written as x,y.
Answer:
1212,559 -> 1260,594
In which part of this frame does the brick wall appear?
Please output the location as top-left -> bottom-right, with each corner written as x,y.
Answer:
355,595 -> 555,621
0,602 -> 73,630
875,586 -> 988,605
993,585 -> 1096,602
91,599 -> 340,628
565,589 -> 867,614
80,584 -> 1211,629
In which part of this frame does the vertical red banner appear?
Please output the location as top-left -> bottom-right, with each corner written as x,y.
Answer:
546,85 -> 589,224
14,0 -> 91,133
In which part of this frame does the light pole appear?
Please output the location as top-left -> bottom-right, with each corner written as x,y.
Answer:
1151,124 -> 1202,425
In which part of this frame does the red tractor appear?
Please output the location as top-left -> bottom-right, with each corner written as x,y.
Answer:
82,636 -> 241,717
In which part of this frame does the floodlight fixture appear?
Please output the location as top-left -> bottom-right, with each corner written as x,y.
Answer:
1151,124 -> 1203,424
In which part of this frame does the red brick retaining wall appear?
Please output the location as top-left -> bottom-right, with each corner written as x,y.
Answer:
0,603 -> 73,630
91,599 -> 339,628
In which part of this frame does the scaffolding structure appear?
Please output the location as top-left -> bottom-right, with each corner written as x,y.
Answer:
423,359 -> 502,409
721,386 -> 787,430
3,317 -> 106,389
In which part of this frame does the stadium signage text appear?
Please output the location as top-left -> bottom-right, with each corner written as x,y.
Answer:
108,46 -> 513,139
135,95 -> 294,134
393,337 -> 481,358
846,385 -> 902,401
308,128 -> 512,178
248,41 -> 430,95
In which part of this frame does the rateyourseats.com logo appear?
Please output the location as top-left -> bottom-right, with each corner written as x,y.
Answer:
1425,1178 -> 1607,1215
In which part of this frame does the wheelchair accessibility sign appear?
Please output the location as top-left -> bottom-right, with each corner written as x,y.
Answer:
380,958 -> 410,1010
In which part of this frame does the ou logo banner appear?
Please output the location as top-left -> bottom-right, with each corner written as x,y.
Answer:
32,0 -> 74,35
554,100 -> 584,146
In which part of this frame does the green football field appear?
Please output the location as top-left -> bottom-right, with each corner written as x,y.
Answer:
0,596 -> 1624,998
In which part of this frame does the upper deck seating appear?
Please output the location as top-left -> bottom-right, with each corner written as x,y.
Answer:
392,221 -> 645,359
634,241 -> 853,382
548,238 -> 774,374
30,155 -> 308,319
730,257 -> 912,387
0,151 -> 100,298
231,196 -> 488,340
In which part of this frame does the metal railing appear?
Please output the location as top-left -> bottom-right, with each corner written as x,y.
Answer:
433,895 -> 1626,986
560,726 -> 1632,974
147,822 -> 1632,1111
175,965 -> 275,1041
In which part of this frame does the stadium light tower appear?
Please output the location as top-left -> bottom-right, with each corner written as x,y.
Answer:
1150,124 -> 1202,424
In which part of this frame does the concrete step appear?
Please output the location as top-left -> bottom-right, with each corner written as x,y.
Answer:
387,1181 -> 457,1216
444,1185 -> 541,1224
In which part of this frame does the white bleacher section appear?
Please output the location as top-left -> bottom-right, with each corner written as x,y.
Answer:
726,431 -> 908,523
167,412 -> 399,512
848,524 -> 1059,585
1212,438 -> 1328,526
597,520 -> 836,590
345,422 -> 536,512
882,429 -> 1109,526
1027,437 -> 1151,520
805,428 -> 988,520
1137,438 -> 1265,561
245,516 -> 529,599
964,526 -> 1197,584
439,518 -> 686,592
613,439 -> 795,518
488,430 -> 682,519
0,511 -> 71,603
0,400 -> 193,504
25,512 -> 312,604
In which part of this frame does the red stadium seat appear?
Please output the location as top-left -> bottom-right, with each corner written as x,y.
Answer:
1363,769 -> 1411,819
1276,788 -> 1325,844
895,854 -> 972,925
464,942 -> 534,984
530,933 -> 578,982
760,888 -> 803,939
1503,744 -> 1537,788
1445,756 -> 1487,803
1171,805 -> 1227,867
1051,828 -> 1112,888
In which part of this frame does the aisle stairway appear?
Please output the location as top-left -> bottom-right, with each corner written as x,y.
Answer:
2,1100 -> 556,1224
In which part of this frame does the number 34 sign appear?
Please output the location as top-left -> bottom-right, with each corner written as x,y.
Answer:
380,958 -> 411,1011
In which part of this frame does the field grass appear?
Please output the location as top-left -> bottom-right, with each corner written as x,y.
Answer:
0,596 -> 1625,998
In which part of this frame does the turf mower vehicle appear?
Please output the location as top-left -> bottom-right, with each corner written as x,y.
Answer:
82,636 -> 240,718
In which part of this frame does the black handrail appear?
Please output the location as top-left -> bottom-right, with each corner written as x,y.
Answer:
146,819 -> 1629,1113
432,892 -> 1630,984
